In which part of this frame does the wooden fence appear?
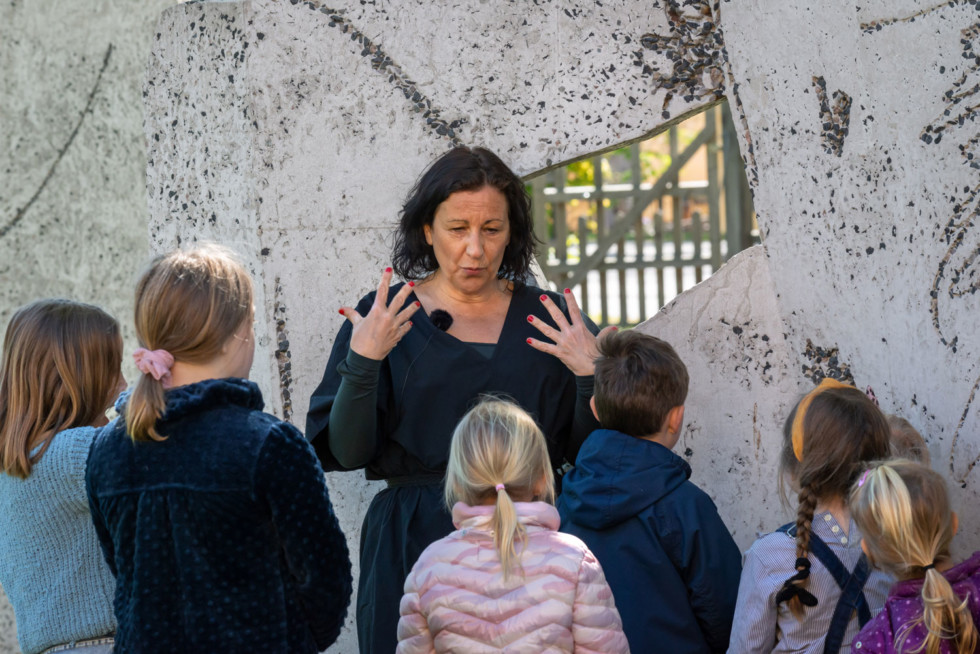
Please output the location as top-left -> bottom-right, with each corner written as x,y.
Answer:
529,102 -> 756,327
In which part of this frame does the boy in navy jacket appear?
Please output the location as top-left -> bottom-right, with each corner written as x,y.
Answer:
559,330 -> 742,654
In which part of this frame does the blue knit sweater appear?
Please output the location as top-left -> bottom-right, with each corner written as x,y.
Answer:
0,426 -> 116,654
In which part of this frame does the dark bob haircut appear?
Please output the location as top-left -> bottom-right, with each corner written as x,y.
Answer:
392,146 -> 538,281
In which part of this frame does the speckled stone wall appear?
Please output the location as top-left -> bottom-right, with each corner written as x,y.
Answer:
142,2 -> 716,650
141,0 -> 978,650
0,2 -> 172,652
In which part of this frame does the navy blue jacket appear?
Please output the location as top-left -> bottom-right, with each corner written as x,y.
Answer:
558,429 -> 742,654
86,379 -> 352,654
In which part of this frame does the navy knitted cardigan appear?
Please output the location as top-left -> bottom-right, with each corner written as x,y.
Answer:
86,378 -> 352,654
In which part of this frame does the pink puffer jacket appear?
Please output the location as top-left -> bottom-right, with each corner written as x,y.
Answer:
396,501 -> 630,653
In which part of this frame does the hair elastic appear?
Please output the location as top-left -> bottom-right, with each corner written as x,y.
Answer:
791,377 -> 851,461
495,483 -> 505,492
923,562 -> 937,571
133,348 -> 175,389
857,469 -> 872,488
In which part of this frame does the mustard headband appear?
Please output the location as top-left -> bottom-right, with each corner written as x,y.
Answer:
791,377 -> 851,461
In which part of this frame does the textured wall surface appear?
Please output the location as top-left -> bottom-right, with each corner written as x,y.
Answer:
4,0 -> 977,651
142,2 -> 715,649
0,2 -> 172,652
139,0 -> 979,651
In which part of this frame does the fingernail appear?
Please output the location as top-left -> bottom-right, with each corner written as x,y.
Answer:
408,281 -> 415,287
527,315 -> 534,323
414,301 -> 421,307
540,294 -> 548,302
564,288 -> 571,294
612,326 -> 619,331
408,321 -> 413,327
526,338 -> 533,344
338,309 -> 345,315
385,267 -> 392,273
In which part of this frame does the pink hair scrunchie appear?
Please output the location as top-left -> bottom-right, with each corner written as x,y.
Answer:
133,348 -> 175,389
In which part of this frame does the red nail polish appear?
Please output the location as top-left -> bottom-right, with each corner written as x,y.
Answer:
408,281 -> 415,287
612,326 -> 619,331
408,321 -> 413,327
526,338 -> 533,344
540,294 -> 548,302
527,315 -> 534,323
415,301 -> 421,307
338,309 -> 345,315
385,267 -> 393,273
564,288 -> 571,294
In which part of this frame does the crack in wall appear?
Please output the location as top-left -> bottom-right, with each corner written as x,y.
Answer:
273,276 -> 294,423
283,0 -> 466,147
0,44 -> 114,239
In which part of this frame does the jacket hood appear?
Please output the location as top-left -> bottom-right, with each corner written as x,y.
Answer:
118,377 -> 263,423
560,429 -> 691,529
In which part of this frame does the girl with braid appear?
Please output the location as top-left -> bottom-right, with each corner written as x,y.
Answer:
728,379 -> 894,654
851,460 -> 980,654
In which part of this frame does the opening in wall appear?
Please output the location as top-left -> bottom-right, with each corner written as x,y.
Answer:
527,100 -> 758,328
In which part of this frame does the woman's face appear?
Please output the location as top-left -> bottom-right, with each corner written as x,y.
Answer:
423,185 -> 511,295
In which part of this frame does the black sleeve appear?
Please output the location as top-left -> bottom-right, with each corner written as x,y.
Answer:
567,374 -> 598,464
326,351 -> 382,469
306,293 -> 385,472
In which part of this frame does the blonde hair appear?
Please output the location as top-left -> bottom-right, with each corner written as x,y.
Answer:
851,460 -> 976,654
0,299 -> 121,478
445,397 -> 555,580
127,245 -> 253,442
887,415 -> 930,465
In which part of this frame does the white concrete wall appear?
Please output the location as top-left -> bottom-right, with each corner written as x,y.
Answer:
4,0 -> 977,651
0,2 -> 172,652
140,0 -> 979,651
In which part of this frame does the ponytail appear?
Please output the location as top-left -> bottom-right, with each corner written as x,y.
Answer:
491,484 -> 527,581
896,567 -> 977,654
125,374 -> 168,442
851,460 -> 973,654
445,398 -> 555,581
126,246 -> 253,443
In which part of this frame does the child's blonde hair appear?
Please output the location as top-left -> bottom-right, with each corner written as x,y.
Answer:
127,245 -> 253,442
445,397 -> 555,580
851,460 -> 975,654
776,379 -> 892,618
0,299 -> 121,478
887,415 -> 930,465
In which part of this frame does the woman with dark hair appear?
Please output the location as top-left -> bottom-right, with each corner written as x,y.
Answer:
307,146 -> 608,654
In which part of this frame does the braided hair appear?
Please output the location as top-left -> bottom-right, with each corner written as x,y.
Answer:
775,383 -> 891,618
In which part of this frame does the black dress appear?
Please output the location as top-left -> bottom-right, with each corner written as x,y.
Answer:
306,282 -> 598,654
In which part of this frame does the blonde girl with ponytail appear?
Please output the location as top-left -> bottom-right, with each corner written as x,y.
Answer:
85,245 -> 352,653
851,460 -> 980,654
729,379 -> 895,654
397,397 -> 629,653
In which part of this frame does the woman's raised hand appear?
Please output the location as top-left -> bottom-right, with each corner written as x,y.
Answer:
340,268 -> 421,361
526,288 -> 616,376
